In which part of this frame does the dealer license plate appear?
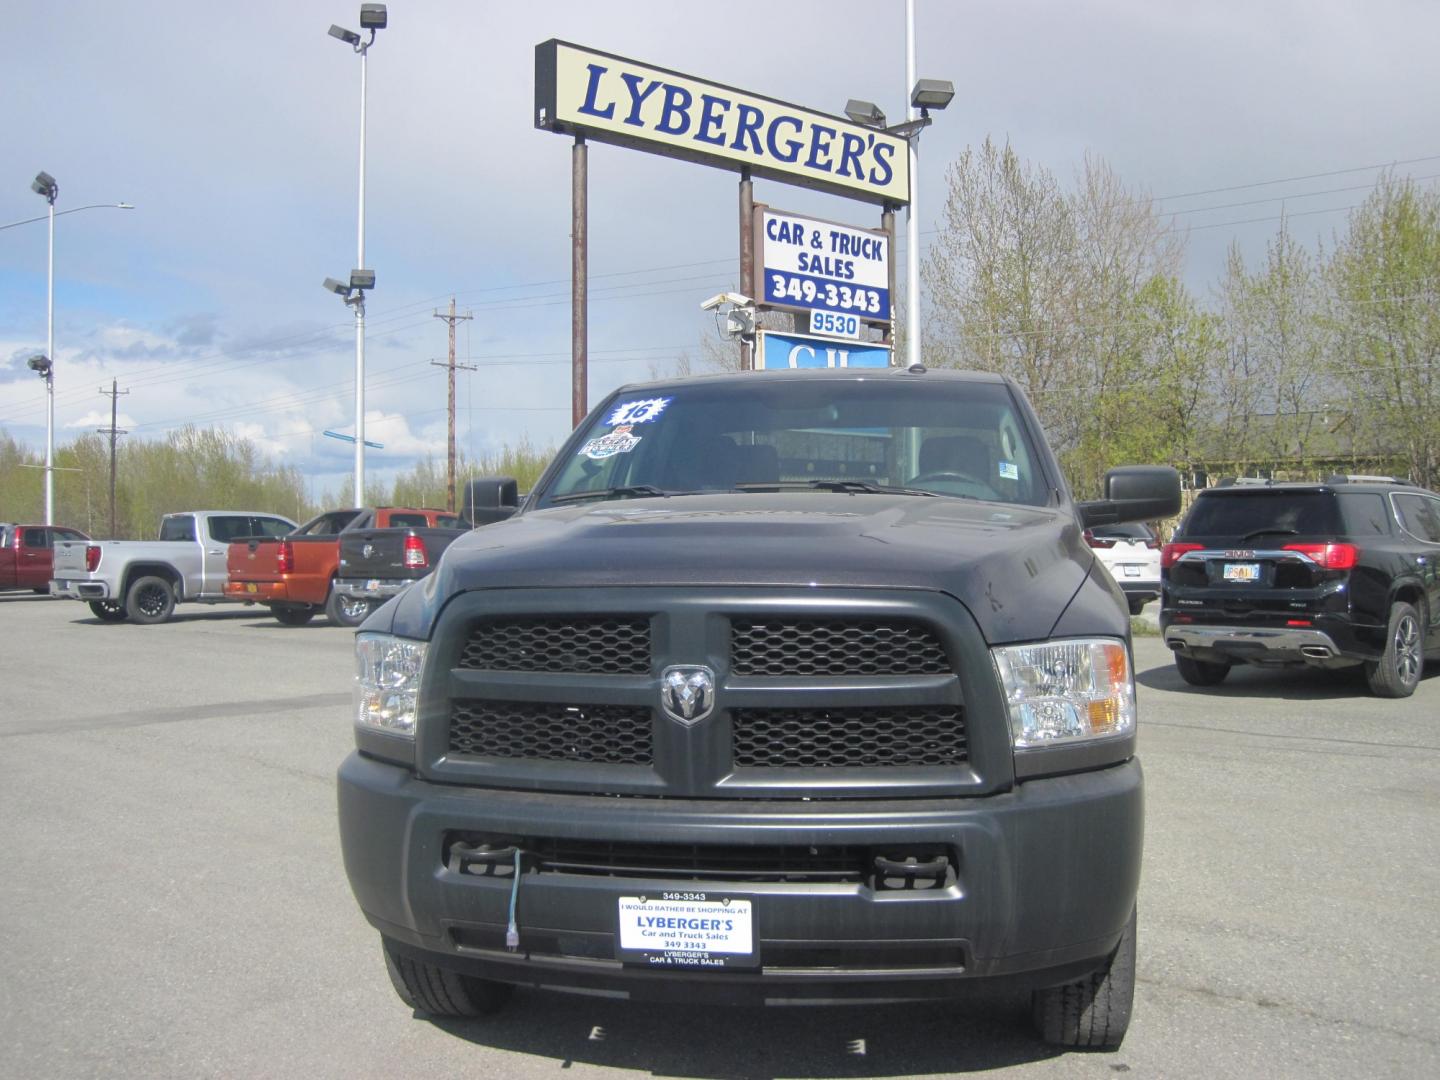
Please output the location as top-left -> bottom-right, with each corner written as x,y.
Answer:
365,578 -> 380,592
1123,565 -> 1141,577
616,894 -> 756,969
245,583 -> 258,594
1223,562 -> 1260,583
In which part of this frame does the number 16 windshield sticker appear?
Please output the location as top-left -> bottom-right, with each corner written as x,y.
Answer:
605,397 -> 672,426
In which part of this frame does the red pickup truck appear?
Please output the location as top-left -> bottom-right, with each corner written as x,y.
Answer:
1,523 -> 90,593
225,507 -> 459,626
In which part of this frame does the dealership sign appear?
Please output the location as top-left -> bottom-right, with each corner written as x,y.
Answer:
756,207 -> 890,322
755,331 -> 891,370
535,40 -> 909,206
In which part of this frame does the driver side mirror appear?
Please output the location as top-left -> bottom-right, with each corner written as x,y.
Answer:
1078,466 -> 1181,528
462,477 -> 519,527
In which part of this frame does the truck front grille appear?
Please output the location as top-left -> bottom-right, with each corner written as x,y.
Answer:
458,616 -> 650,674
449,701 -> 653,764
732,706 -> 966,768
731,618 -> 949,676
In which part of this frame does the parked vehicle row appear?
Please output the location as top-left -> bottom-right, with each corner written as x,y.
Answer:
46,506 -> 468,626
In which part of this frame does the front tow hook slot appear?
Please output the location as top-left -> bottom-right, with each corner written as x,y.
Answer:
871,852 -> 953,891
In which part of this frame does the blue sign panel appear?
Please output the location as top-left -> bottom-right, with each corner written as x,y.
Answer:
755,331 -> 891,370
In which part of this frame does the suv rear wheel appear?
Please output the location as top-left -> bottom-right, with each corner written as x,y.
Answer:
382,940 -> 511,1018
1365,601 -> 1423,698
1175,654 -> 1230,686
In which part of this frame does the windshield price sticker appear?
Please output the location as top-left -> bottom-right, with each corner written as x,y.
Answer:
758,208 -> 890,322
808,310 -> 862,340
616,895 -> 757,969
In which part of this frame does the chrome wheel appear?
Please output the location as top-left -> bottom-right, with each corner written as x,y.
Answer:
1393,612 -> 1421,686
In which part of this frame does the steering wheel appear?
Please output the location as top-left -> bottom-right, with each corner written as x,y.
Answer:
906,470 -> 1001,499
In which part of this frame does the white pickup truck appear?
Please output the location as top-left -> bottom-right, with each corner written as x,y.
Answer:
51,510 -> 296,624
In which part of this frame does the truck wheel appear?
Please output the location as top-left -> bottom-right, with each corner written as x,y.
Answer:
1175,654 -> 1230,686
125,575 -> 176,624
1032,906 -> 1136,1049
1364,601 -> 1423,698
88,600 -> 127,622
326,589 -> 373,628
271,604 -> 317,627
382,939 -> 511,1018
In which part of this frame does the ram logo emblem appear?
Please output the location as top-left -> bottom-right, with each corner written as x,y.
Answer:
660,666 -> 715,726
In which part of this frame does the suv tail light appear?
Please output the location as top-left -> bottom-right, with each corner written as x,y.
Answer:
276,540 -> 295,575
403,534 -> 428,569
1283,542 -> 1359,570
85,544 -> 101,572
1161,542 -> 1203,569
1083,529 -> 1116,549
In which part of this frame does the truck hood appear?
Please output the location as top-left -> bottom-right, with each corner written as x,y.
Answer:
389,493 -> 1096,645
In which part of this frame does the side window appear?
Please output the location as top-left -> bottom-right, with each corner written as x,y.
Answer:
296,511 -> 362,536
1394,495 -> 1440,544
159,516 -> 197,542
436,515 -> 463,529
1337,493 -> 1390,537
23,528 -> 50,549
206,516 -> 254,542
252,518 -> 294,539
54,528 -> 86,542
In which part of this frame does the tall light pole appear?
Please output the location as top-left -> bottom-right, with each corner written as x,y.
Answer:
30,171 -> 58,524
328,3 -> 387,505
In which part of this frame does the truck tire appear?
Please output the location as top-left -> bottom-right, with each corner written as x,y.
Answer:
1175,654 -> 1230,686
271,604 -> 317,627
125,575 -> 176,624
1032,906 -> 1136,1049
88,600 -> 127,622
382,939 -> 511,1018
1364,601 -> 1423,698
326,589 -> 374,628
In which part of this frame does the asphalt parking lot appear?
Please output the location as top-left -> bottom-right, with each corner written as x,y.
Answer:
1,593 -> 1437,1079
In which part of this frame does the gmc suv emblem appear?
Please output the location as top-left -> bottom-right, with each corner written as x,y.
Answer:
660,665 -> 715,726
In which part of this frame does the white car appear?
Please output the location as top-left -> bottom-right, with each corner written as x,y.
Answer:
1086,522 -> 1162,614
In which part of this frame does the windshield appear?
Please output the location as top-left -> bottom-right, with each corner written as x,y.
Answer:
538,377 -> 1050,508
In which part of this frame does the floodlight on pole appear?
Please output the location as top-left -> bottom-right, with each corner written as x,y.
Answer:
844,99 -> 887,128
327,4 -> 386,505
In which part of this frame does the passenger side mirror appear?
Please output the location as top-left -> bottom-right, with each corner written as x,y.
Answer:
462,477 -> 519,527
1078,466 -> 1181,528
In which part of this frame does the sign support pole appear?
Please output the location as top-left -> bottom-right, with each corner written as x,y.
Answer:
881,207 -> 896,352
572,135 -> 588,428
738,168 -> 754,372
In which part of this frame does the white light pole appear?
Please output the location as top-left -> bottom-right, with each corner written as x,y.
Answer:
329,4 -> 387,505
30,172 -> 58,524
905,0 -> 919,370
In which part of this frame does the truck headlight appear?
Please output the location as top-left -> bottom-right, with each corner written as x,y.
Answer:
355,632 -> 428,738
991,638 -> 1134,749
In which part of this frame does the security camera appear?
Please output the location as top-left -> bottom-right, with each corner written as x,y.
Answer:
700,291 -> 754,311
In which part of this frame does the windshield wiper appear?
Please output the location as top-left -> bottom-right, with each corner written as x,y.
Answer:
549,485 -> 674,505
733,480 -> 938,497
1238,527 -> 1299,543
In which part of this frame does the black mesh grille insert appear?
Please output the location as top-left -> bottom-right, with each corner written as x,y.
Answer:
730,618 -> 949,676
449,701 -> 652,764
458,616 -> 650,674
732,707 -> 966,768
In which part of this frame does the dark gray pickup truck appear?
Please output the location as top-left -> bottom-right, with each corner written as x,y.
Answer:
332,524 -> 468,628
337,368 -> 1179,1049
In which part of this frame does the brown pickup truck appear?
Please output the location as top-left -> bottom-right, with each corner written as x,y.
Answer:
225,507 -> 459,625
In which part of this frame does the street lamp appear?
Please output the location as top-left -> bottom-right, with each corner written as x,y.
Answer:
0,202 -> 134,232
328,3 -> 387,505
31,171 -> 58,525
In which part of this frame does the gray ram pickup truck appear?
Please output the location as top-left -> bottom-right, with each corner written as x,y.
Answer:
337,368 -> 1179,1049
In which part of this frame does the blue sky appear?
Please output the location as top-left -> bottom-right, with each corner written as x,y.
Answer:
3,0 -> 1437,499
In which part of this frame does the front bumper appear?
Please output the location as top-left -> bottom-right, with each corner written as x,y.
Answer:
338,753 -> 1143,1004
334,577 -> 413,602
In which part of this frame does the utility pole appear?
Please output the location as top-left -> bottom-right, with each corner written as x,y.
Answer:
97,379 -> 129,538
431,297 -> 475,512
